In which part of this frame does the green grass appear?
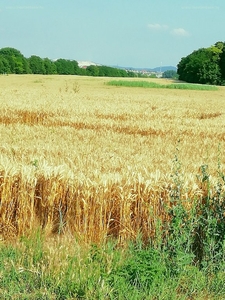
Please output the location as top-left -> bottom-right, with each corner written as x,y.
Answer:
0,159 -> 225,299
1,234 -> 225,299
33,80 -> 43,83
107,80 -> 219,90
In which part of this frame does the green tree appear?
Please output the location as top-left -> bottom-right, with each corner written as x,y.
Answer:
55,59 -> 79,75
0,47 -> 30,74
214,41 -> 224,51
0,56 -> 11,73
70,60 -> 79,75
86,65 -> 99,76
216,42 -> 225,84
28,55 -> 46,74
220,49 -> 225,84
162,70 -> 178,79
98,65 -> 127,77
177,44 -> 222,85
118,69 -> 128,77
78,67 -> 87,76
43,58 -> 57,74
127,71 -> 137,77
199,46 -> 222,85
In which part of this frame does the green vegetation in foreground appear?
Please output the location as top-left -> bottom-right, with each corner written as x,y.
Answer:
1,162 -> 225,299
0,232 -> 225,300
107,80 -> 219,90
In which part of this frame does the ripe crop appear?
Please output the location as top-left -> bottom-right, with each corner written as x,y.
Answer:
0,75 -> 225,243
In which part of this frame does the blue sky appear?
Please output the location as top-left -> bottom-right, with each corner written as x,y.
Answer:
0,0 -> 224,68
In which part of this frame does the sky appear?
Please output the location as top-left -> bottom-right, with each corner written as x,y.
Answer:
0,0 -> 224,68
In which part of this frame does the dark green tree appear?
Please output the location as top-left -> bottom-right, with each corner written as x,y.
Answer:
199,46 -> 222,85
98,65 -> 128,77
0,56 -> 11,73
70,60 -> 79,75
177,42 -> 224,85
98,66 -> 110,76
220,49 -> 225,84
119,69 -> 128,77
214,41 -> 224,51
55,59 -> 78,75
0,47 -> 30,74
43,58 -> 57,74
86,65 -> 99,76
28,55 -> 46,74
56,59 -> 69,74
216,42 -> 225,84
78,67 -> 87,76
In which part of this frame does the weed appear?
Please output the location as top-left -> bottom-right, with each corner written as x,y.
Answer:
30,159 -> 38,168
72,82 -> 80,93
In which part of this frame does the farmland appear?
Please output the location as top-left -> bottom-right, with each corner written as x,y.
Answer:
0,75 -> 225,298
0,75 -> 225,240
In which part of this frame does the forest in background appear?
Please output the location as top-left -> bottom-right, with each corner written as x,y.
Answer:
1,41 -> 225,84
177,41 -> 225,85
0,47 -> 136,77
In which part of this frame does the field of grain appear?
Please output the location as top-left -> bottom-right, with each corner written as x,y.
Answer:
0,75 -> 225,243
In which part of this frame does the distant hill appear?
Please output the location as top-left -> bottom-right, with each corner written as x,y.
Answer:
115,65 -> 177,72
77,61 -> 177,72
151,66 -> 177,72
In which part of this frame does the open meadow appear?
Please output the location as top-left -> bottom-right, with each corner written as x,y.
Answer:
1,75 -> 225,299
0,74 -> 225,242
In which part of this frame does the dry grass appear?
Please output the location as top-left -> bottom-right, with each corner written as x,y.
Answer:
0,75 -> 225,243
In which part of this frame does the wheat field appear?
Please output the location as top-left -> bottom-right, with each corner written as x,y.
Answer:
0,74 -> 225,243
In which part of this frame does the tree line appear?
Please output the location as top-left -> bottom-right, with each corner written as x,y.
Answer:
0,47 -> 137,78
177,41 -> 225,85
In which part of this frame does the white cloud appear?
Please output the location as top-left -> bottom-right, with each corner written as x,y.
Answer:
171,28 -> 190,37
147,23 -> 190,38
148,23 -> 169,31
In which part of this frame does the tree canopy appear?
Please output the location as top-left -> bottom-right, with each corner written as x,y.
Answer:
0,47 -> 30,74
177,41 -> 225,85
0,47 -> 137,78
162,70 -> 178,79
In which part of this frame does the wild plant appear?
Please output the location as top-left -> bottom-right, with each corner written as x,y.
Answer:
193,160 -> 225,270
161,143 -> 196,274
72,82 -> 80,93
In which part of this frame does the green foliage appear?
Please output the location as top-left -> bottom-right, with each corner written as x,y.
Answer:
107,80 -> 218,90
28,55 -> 46,74
0,47 -> 23,58
167,83 -> 218,90
127,70 -> 137,77
0,55 -> 10,73
219,46 -> 225,84
1,153 -> 225,299
113,247 -> 167,289
0,47 -> 135,78
162,70 -> 178,79
193,164 -> 225,270
54,58 -> 79,75
98,65 -> 128,77
0,47 -> 31,74
86,65 -> 99,76
43,58 -> 57,74
177,41 -> 225,85
1,228 -> 225,299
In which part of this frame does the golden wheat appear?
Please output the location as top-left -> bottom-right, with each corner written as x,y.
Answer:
0,75 -> 225,243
